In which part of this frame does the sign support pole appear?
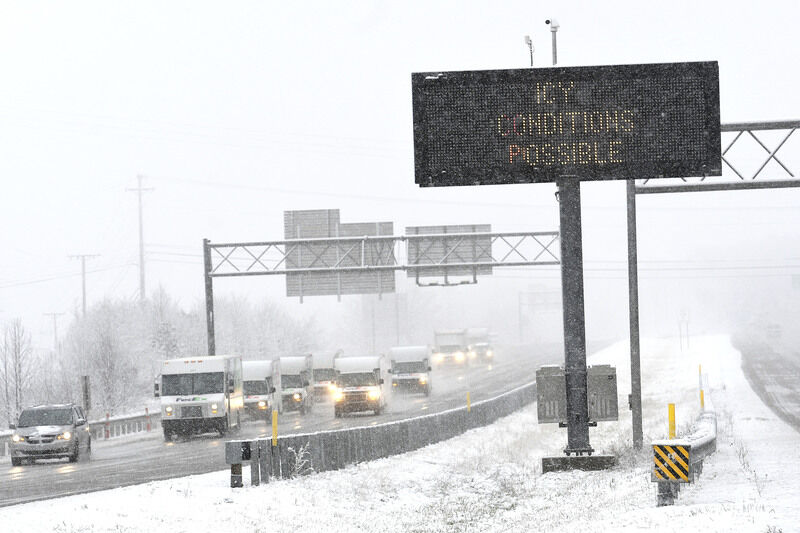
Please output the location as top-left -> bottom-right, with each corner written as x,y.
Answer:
203,238 -> 216,356
557,178 -> 593,456
626,180 -> 644,449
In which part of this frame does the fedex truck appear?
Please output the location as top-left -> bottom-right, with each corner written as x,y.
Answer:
154,354 -> 243,440
332,355 -> 390,417
312,349 -> 343,401
279,355 -> 314,414
242,359 -> 281,420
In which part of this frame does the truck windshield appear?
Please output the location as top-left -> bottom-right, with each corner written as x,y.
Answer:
244,380 -> 268,395
313,368 -> 336,382
393,361 -> 426,374
162,372 -> 224,395
18,408 -> 72,427
438,345 -> 461,353
337,372 -> 377,387
282,375 -> 303,388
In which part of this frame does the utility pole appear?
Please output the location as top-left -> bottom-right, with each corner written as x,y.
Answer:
127,175 -> 154,303
43,312 -> 64,356
69,254 -> 99,317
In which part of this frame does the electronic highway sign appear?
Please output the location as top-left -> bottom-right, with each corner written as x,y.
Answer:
412,61 -> 721,186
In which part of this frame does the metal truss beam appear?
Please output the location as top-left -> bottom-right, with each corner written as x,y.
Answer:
205,231 -> 560,278
636,120 -> 800,194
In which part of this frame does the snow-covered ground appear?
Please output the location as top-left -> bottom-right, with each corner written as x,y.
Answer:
1,335 -> 797,532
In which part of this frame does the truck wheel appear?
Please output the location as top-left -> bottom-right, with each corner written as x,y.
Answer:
11,457 -> 21,467
425,386 -> 431,397
334,407 -> 342,418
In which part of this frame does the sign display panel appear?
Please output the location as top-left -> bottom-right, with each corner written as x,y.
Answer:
412,61 -> 721,186
406,224 -> 492,278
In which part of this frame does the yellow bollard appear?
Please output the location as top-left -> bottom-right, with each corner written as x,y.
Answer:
467,392 -> 471,413
668,403 -> 676,439
272,409 -> 278,446
700,389 -> 705,410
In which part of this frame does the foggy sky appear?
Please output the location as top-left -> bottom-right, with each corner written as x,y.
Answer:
1,1 -> 799,354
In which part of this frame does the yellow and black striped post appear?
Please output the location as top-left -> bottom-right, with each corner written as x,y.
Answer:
652,443 -> 690,483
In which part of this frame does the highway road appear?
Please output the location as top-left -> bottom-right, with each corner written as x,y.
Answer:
736,338 -> 800,433
0,346 -> 556,507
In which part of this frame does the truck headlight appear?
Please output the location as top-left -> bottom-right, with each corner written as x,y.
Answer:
57,431 -> 72,441
11,434 -> 23,443
433,353 -> 444,364
328,383 -> 337,392
368,388 -> 381,400
293,393 -> 302,401
258,400 -> 267,409
333,388 -> 344,402
455,351 -> 465,362
486,350 -> 494,357
211,403 -> 218,414
165,406 -> 173,416
419,377 -> 427,385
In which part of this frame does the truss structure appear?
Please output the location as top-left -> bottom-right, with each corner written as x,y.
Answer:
636,120 -> 800,194
205,231 -> 560,285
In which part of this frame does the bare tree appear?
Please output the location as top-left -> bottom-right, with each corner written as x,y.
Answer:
1,320 -> 33,421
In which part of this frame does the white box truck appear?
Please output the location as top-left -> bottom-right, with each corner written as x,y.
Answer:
154,354 -> 243,440
279,355 -> 314,414
312,349 -> 343,402
243,359 -> 281,420
465,327 -> 494,362
432,329 -> 468,368
388,345 -> 432,396
332,355 -> 390,417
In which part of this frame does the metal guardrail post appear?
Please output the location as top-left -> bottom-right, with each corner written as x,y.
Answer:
258,439 -> 270,483
250,441 -> 260,487
104,413 -> 110,440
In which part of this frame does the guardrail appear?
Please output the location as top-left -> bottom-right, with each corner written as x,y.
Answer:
651,410 -> 717,506
225,381 -> 536,487
0,409 -> 161,457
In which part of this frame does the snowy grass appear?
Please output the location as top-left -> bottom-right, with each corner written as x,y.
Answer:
1,335 -> 798,532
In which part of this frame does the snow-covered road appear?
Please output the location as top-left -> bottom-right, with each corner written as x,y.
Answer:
0,335 -> 797,532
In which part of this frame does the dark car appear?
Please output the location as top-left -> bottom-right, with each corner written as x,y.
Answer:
9,404 -> 91,466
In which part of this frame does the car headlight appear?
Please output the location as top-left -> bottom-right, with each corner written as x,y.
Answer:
455,351 -> 465,362
165,406 -> 173,416
293,393 -> 302,401
368,388 -> 381,400
258,400 -> 267,408
11,434 -> 23,443
57,431 -> 72,440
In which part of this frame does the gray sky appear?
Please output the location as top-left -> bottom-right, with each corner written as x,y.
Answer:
1,1 -> 799,351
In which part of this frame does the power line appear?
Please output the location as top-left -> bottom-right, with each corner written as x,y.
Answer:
0,264 -> 135,290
